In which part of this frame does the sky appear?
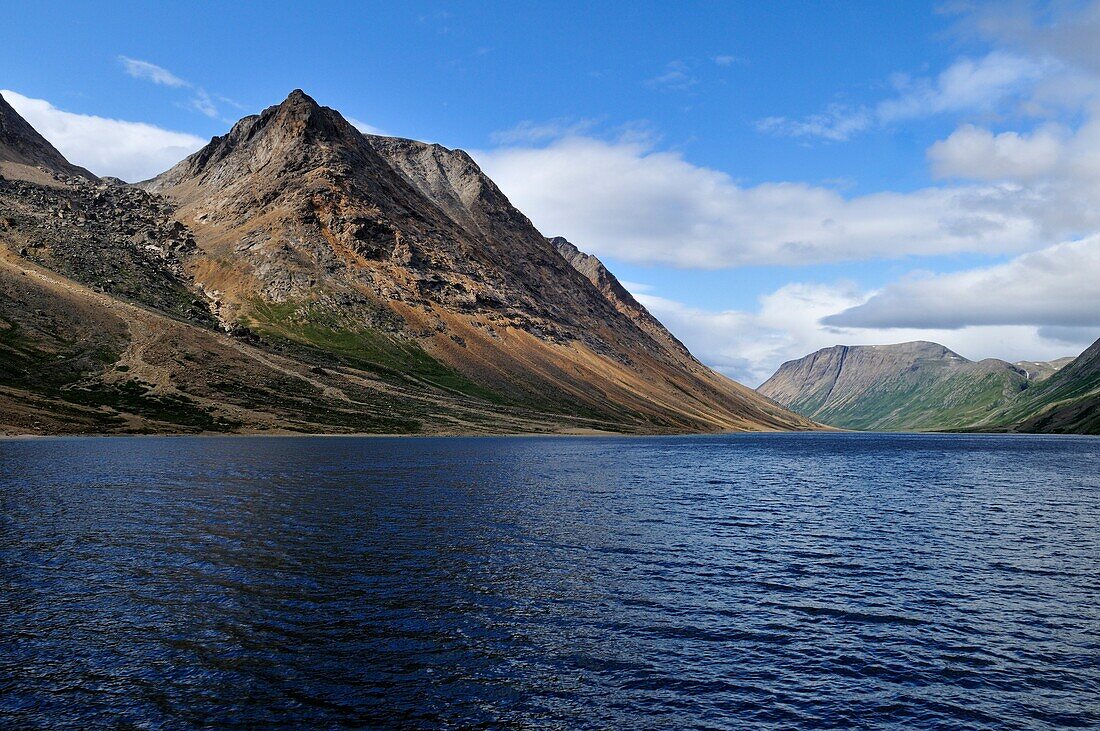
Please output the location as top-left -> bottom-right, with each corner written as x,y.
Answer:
3,0 -> 1100,385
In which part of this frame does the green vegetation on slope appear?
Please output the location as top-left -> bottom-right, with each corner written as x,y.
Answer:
978,341 -> 1100,434
242,298 -> 509,402
803,369 -> 1025,431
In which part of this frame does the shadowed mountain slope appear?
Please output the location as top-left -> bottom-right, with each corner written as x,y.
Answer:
0,92 -> 95,184
980,338 -> 1100,433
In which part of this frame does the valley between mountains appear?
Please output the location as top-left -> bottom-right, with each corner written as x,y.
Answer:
0,89 -> 813,435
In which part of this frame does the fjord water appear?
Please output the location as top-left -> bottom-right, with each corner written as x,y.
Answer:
1,434 -> 1097,730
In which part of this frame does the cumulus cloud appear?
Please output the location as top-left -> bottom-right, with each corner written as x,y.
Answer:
950,0 -> 1100,76
1,90 -> 205,182
928,113 -> 1100,186
928,123 -> 1067,180
881,52 -> 1048,121
632,280 -> 1094,387
823,235 -> 1100,330
474,134 -> 1095,268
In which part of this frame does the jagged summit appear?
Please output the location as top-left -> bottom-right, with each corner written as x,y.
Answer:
0,91 -> 96,183
145,89 -> 369,192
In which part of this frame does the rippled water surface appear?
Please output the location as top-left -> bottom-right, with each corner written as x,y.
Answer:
1,433 -> 1098,729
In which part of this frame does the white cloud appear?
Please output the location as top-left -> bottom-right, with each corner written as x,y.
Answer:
928,123 -> 1067,180
879,52 -> 1048,121
760,52 -> 1050,141
189,88 -> 218,119
633,280 -> 1093,387
117,56 -> 220,120
346,116 -> 386,136
118,56 -> 188,88
713,55 -> 744,67
823,234 -> 1100,330
1,90 -> 205,182
646,60 -> 698,91
490,118 -> 599,145
756,104 -> 873,142
949,1 -> 1100,76
928,113 -> 1100,188
474,135 -> 1089,268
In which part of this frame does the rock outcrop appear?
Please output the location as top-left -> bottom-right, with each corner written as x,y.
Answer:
549,236 -> 692,360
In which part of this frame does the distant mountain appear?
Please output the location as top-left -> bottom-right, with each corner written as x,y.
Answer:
0,89 -> 812,435
1012,358 -> 1074,383
0,92 -> 95,184
757,341 -> 1048,431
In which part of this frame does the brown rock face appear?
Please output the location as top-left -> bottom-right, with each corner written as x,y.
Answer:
141,90 -> 812,432
549,235 -> 692,360
0,92 -> 96,184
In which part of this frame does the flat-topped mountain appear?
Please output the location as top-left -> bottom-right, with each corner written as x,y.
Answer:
757,341 -> 1045,431
758,339 -> 1100,433
0,92 -> 95,184
0,89 -> 813,434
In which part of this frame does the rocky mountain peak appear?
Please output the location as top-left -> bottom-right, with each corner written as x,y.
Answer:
265,89 -> 354,140
145,89 -> 369,192
0,91 -> 96,183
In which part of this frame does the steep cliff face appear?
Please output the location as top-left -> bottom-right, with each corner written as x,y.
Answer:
0,92 -> 95,184
0,89 -> 812,434
757,342 -> 1034,431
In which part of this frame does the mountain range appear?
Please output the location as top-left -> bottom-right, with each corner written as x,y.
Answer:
0,89 -> 814,435
758,340 -> 1099,432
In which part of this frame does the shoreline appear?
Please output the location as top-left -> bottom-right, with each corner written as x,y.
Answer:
0,429 -> 1093,440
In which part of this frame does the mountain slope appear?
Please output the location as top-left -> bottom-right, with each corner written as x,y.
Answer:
140,90 -> 811,432
981,338 -> 1100,433
0,89 -> 812,434
757,342 -> 1034,431
549,235 -> 692,360
0,92 -> 95,184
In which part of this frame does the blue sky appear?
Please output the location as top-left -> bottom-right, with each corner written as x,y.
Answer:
4,1 -> 1100,384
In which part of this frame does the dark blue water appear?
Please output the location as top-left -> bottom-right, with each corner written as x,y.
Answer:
1,433 -> 1098,730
